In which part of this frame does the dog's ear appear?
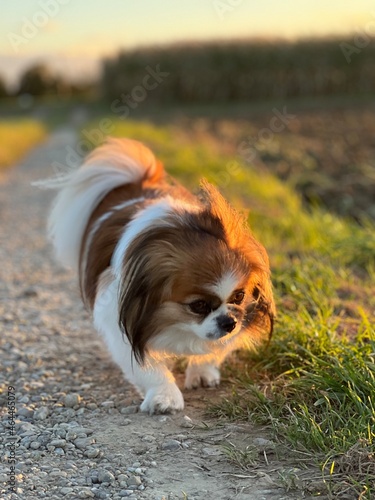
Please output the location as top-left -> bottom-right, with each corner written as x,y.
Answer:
244,280 -> 275,344
117,228 -> 177,364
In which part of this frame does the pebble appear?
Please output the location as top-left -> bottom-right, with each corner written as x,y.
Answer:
29,441 -> 41,450
127,476 -> 142,487
60,487 -> 74,495
180,415 -> 194,428
74,437 -> 95,450
78,488 -> 95,498
64,394 -> 81,408
160,439 -> 181,451
17,407 -> 34,418
120,418 -> 132,426
50,439 -> 66,447
34,406 -> 49,420
97,470 -> 115,483
85,447 -> 100,458
120,405 -> 138,415
101,400 -> 115,408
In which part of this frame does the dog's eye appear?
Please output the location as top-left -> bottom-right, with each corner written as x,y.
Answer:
188,300 -> 211,315
230,291 -> 245,305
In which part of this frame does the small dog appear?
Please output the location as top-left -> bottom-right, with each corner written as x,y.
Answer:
44,138 -> 275,414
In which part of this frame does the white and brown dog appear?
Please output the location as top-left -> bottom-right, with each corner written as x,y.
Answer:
43,138 -> 275,414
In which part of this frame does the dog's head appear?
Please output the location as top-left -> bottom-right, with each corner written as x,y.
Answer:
117,182 -> 275,363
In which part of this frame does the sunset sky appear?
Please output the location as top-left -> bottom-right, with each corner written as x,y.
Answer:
1,0 -> 374,88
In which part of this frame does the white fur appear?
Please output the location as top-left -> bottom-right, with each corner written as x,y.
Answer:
112,197 -> 199,278
94,276 -> 244,410
210,271 -> 240,301
93,275 -> 184,414
185,363 -> 221,389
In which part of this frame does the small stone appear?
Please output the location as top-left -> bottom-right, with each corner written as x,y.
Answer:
20,287 -> 38,297
85,447 -> 100,459
34,406 -> 49,420
65,394 -> 81,408
120,418 -> 132,426
50,439 -> 66,448
17,407 -> 34,418
60,487 -> 74,496
18,422 -> 37,433
127,476 -> 142,487
101,401 -> 115,408
72,426 -> 93,436
120,406 -> 138,415
66,430 -> 79,441
119,491 -> 134,497
86,403 -> 98,410
160,439 -> 181,451
96,491 -> 109,499
55,447 -> 65,455
98,469 -> 115,483
78,488 -> 95,498
74,437 -> 95,450
180,415 -> 194,428
49,471 -> 67,478
29,441 -> 41,450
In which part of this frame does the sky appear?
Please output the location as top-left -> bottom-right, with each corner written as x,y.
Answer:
1,0 -> 374,89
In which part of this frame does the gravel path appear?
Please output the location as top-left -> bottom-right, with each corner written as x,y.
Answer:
0,129 -> 304,500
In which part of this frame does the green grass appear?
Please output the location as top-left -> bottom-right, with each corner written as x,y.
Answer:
0,119 -> 47,168
82,118 -> 375,498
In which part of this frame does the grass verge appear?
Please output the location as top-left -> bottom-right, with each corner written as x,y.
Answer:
0,119 -> 47,169
82,118 -> 375,498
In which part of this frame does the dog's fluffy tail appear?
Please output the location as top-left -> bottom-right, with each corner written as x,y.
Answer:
38,137 -> 165,270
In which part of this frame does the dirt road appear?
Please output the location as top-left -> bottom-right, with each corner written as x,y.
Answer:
0,129 -> 307,500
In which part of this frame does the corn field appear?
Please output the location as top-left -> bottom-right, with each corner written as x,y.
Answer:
101,38 -> 375,103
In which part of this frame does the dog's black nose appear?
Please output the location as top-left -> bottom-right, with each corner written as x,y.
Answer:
217,315 -> 237,333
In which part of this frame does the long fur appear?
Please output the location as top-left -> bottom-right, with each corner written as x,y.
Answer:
39,138 -> 163,270
43,137 -> 275,414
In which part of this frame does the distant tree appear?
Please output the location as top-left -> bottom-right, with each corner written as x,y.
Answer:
17,64 -> 58,96
0,76 -> 8,98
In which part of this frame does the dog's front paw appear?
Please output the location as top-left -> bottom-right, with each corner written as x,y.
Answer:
140,384 -> 184,415
185,364 -> 220,390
